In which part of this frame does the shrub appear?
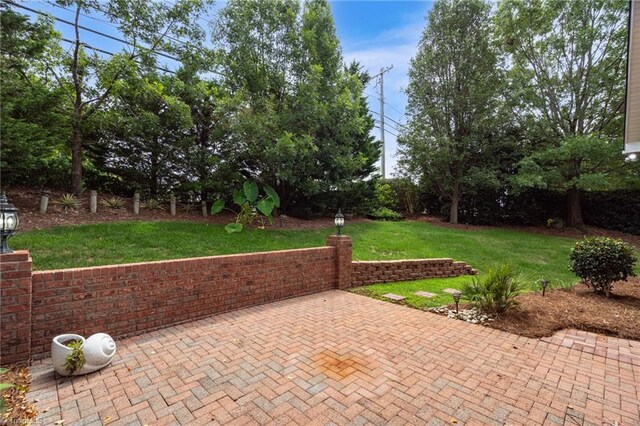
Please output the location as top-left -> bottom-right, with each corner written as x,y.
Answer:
100,197 -> 124,209
462,264 -> 526,314
55,193 -> 82,212
211,181 -> 280,233
569,237 -> 637,297
143,199 -> 165,211
367,207 -> 404,221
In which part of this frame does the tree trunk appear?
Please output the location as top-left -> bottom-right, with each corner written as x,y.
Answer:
71,120 -> 83,196
449,190 -> 460,224
150,142 -> 159,197
566,187 -> 584,229
70,3 -> 83,196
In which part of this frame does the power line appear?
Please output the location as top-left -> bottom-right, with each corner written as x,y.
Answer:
59,38 -> 177,75
5,0 -> 182,63
373,125 -> 398,139
374,119 -> 400,134
365,90 -> 407,120
42,0 -> 194,50
370,110 -> 406,130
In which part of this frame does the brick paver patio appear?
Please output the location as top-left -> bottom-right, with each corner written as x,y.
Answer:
29,291 -> 639,425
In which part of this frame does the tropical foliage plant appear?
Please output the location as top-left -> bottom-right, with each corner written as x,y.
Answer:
211,182 -> 280,233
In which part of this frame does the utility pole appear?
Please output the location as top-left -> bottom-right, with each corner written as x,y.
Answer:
373,65 -> 393,178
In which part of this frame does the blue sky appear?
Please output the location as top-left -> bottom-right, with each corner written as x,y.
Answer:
17,0 -> 433,177
331,1 -> 433,176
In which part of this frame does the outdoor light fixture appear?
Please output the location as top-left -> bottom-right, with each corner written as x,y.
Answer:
334,209 -> 345,236
541,278 -> 549,297
453,291 -> 461,314
625,153 -> 638,162
0,192 -> 19,254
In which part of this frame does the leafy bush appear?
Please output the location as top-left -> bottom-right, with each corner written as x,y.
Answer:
211,181 -> 280,233
143,199 -> 165,211
569,237 -> 637,297
462,264 -> 526,314
55,193 -> 82,212
64,339 -> 85,375
367,207 -> 404,221
100,197 -> 124,209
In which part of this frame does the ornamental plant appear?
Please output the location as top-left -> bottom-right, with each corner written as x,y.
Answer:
462,264 -> 526,314
569,237 -> 637,297
210,181 -> 280,233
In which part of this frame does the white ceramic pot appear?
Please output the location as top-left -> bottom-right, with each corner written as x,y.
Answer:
51,333 -> 116,376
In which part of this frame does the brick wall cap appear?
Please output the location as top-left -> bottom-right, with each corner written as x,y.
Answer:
34,246 -> 334,274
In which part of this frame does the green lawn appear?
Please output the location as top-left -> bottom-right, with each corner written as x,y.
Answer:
15,220 -> 578,276
13,220 -> 592,306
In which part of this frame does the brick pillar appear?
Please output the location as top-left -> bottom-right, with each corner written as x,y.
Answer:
326,235 -> 352,290
1,251 -> 33,365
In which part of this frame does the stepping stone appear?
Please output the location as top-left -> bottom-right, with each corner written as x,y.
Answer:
414,291 -> 437,298
382,293 -> 406,301
442,288 -> 461,295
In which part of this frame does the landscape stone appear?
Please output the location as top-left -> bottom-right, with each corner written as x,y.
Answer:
382,293 -> 406,301
414,291 -> 437,298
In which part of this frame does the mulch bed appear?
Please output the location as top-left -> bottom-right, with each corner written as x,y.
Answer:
0,365 -> 37,424
486,277 -> 640,341
8,187 -> 366,232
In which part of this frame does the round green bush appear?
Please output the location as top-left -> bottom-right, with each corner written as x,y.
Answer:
569,237 -> 637,297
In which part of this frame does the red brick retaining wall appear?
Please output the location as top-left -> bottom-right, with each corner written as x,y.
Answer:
351,258 -> 477,286
1,239 -> 353,363
0,251 -> 33,365
0,235 -> 474,364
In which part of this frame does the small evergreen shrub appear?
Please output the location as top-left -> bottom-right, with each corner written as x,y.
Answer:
100,197 -> 124,209
367,207 -> 404,221
462,264 -> 526,314
569,237 -> 637,297
143,199 -> 165,211
55,193 -> 82,211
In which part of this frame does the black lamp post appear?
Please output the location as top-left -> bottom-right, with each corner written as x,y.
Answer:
541,278 -> 549,297
0,192 -> 19,254
453,291 -> 461,314
334,209 -> 345,236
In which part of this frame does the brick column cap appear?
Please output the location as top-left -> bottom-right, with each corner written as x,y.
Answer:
0,250 -> 30,262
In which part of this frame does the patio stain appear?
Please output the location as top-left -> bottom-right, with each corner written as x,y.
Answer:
311,350 -> 373,381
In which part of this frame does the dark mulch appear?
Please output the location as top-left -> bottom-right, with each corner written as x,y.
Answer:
487,277 -> 640,341
8,188 -> 366,232
0,365 -> 37,424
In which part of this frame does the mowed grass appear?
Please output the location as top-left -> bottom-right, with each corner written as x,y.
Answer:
13,220 -> 589,307
346,221 -> 580,307
15,220 -> 577,277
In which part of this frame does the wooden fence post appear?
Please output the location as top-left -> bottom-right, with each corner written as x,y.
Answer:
133,193 -> 140,215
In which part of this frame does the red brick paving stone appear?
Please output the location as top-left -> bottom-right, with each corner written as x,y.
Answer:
27,291 -> 640,425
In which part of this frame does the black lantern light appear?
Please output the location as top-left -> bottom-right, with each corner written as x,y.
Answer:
0,192 -> 19,254
541,277 -> 549,297
452,291 -> 461,314
334,209 -> 345,236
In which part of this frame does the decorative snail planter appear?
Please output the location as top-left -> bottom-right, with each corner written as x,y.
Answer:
51,333 -> 117,376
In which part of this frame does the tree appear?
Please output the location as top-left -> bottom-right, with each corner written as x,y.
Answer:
215,0 -> 379,213
97,72 -> 193,196
398,0 -> 501,224
54,0 -> 209,195
496,0 -> 629,227
0,8 -> 70,188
